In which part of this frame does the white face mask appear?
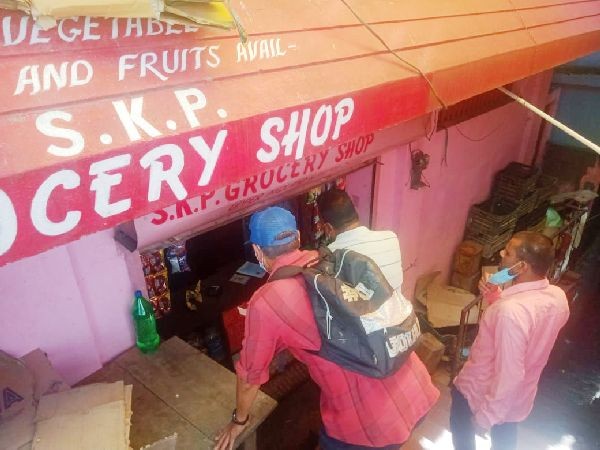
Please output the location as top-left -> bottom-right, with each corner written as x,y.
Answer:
258,260 -> 267,272
254,246 -> 268,272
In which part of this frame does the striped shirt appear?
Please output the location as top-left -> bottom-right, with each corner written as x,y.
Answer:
328,226 -> 404,296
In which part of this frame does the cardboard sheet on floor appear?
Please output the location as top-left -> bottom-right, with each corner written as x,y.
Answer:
124,384 -> 133,446
35,381 -> 125,421
140,434 -> 178,450
33,381 -> 131,450
32,400 -> 127,450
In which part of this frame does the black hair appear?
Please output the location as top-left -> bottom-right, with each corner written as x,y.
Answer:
513,231 -> 555,276
316,189 -> 359,231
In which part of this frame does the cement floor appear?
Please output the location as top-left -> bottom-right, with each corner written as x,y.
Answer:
256,293 -> 600,450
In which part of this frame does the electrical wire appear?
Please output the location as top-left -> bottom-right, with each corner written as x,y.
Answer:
426,109 -> 439,141
339,0 -> 447,110
441,128 -> 449,167
454,120 -> 506,142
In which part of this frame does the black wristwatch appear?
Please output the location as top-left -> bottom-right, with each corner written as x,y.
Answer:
232,409 -> 250,426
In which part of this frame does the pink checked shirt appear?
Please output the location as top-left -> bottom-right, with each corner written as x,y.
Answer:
454,279 -> 569,429
237,250 -> 439,447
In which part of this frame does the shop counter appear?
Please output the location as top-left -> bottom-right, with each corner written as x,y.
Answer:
79,337 -> 277,449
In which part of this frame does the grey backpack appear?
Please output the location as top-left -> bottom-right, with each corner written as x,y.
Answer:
270,247 -> 420,378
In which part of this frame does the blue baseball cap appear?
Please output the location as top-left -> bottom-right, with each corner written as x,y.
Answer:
249,207 -> 298,247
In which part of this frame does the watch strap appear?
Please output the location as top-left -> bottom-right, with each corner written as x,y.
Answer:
232,408 -> 250,426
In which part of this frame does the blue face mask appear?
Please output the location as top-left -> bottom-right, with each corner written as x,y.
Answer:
488,262 -> 523,285
488,268 -> 516,285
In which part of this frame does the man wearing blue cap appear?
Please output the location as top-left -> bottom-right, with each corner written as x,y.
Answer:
215,207 -> 438,450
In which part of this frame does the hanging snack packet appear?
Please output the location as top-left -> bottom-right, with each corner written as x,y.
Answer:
166,242 -> 191,273
141,249 -> 167,276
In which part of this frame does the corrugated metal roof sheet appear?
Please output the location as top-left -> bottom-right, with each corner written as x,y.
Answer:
0,0 -> 598,265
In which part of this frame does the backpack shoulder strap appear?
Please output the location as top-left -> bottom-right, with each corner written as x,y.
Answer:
269,265 -> 305,282
268,255 -> 322,282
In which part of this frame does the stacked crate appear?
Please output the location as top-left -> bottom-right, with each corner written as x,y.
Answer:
464,198 -> 518,258
465,163 -> 544,258
515,173 -> 558,232
493,163 -> 539,196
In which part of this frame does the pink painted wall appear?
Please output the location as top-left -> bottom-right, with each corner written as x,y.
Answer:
0,71 -> 552,383
372,72 -> 554,298
345,164 -> 375,226
0,229 -> 145,384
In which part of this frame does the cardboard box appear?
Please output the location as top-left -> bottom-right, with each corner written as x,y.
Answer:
453,240 -> 483,276
426,283 -> 478,328
21,349 -> 69,400
413,271 -> 441,306
0,351 -> 34,422
0,349 -> 69,450
415,333 -> 445,374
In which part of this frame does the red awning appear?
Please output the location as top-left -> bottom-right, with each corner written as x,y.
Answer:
1,0 -> 599,265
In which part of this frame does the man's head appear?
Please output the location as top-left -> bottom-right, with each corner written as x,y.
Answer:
316,189 -> 360,241
500,231 -> 555,281
249,206 -> 300,272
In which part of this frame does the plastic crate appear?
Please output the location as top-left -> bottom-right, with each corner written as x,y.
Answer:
514,201 -> 549,232
465,227 -> 513,258
514,190 -> 538,217
493,162 -> 540,200
466,198 -> 518,236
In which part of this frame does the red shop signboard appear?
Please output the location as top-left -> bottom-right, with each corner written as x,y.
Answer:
0,12 -> 430,266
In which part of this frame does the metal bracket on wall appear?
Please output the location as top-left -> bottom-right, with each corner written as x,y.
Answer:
115,227 -> 138,252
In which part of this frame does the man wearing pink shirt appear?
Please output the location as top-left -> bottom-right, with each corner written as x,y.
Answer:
451,231 -> 570,450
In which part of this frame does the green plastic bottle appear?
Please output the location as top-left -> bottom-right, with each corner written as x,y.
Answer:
132,290 -> 160,353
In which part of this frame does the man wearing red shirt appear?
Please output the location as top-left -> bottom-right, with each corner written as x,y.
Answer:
451,232 -> 569,450
215,206 -> 439,450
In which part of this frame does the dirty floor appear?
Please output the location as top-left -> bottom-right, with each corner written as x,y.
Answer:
256,283 -> 600,450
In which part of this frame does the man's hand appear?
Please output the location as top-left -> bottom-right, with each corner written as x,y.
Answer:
215,377 -> 260,449
478,278 -> 495,296
478,277 -> 501,304
214,421 -> 247,450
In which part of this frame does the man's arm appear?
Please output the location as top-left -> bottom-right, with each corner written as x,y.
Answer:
473,311 -> 527,429
214,297 -> 281,449
214,376 -> 260,450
